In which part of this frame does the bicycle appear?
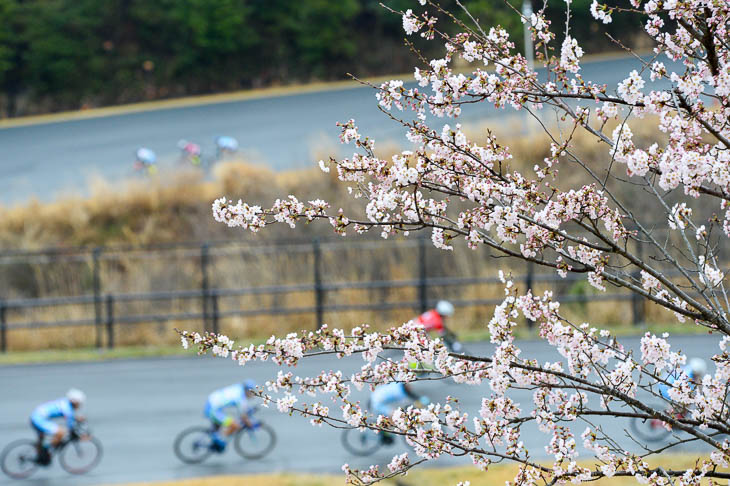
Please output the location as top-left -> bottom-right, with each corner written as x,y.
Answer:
174,409 -> 276,464
341,399 -> 428,456
629,406 -> 674,443
341,427 -> 400,456
0,424 -> 103,479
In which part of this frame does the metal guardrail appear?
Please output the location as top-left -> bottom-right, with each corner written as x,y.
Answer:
0,238 -> 644,352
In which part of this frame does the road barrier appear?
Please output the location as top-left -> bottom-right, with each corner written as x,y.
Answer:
0,238 -> 647,352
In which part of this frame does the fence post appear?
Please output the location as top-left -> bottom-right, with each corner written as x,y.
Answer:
525,261 -> 535,329
313,239 -> 325,329
631,244 -> 645,326
201,243 -> 210,333
105,294 -> 114,349
211,293 -> 220,335
92,247 -> 103,349
418,237 -> 428,314
0,302 -> 6,353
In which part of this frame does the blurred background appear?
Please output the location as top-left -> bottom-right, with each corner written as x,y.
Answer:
0,2 -> 694,485
0,0 -> 675,356
0,0 -> 645,117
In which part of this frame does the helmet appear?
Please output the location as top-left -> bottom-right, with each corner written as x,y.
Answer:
436,300 -> 454,316
136,147 -> 156,165
66,388 -> 86,405
687,358 -> 708,377
242,380 -> 257,391
216,136 -> 239,151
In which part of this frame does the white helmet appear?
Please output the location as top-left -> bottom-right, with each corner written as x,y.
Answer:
136,147 -> 156,164
66,388 -> 86,406
436,300 -> 454,317
687,358 -> 707,377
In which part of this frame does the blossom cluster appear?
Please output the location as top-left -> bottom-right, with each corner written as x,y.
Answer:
180,282 -> 730,484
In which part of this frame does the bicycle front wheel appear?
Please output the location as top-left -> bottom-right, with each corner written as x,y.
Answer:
59,436 -> 103,474
0,439 -> 39,479
341,428 -> 382,457
234,423 -> 276,459
174,426 -> 214,464
630,416 -> 672,443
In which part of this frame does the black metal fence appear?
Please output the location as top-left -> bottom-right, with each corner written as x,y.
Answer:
0,238 -> 644,353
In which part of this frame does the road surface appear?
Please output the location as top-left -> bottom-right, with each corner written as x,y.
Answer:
0,334 -> 716,486
0,55 -> 677,205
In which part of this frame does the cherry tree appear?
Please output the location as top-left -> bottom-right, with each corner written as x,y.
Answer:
184,1 -> 730,484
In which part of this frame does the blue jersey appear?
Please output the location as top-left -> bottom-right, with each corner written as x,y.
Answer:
371,383 -> 409,407
207,384 -> 248,412
659,365 -> 697,400
31,398 -> 75,429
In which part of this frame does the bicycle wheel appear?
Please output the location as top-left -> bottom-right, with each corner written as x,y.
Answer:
341,428 -> 382,457
630,416 -> 672,443
59,437 -> 103,474
174,426 -> 214,464
1,439 -> 40,479
234,423 -> 276,459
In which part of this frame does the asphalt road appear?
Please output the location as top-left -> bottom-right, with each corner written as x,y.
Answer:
0,334 -> 715,486
0,54 -> 678,205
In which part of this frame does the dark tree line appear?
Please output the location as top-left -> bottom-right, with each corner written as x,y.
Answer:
0,0 -> 642,117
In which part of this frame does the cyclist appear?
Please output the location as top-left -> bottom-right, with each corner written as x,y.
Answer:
30,389 -> 86,464
134,147 -> 158,175
177,139 -> 202,166
204,380 -> 257,452
369,383 -> 428,444
416,300 -> 462,352
658,358 -> 708,402
215,135 -> 239,158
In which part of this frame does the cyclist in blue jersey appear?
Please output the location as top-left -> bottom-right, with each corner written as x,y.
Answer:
30,389 -> 86,463
214,136 -> 239,159
204,380 -> 257,451
369,383 -> 428,445
658,358 -> 707,401
134,147 -> 158,175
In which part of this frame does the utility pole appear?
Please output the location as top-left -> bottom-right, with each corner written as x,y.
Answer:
522,0 -> 538,134
522,0 -> 534,72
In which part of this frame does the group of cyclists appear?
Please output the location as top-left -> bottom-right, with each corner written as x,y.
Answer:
133,135 -> 240,175
19,302 -> 458,469
13,301 -> 713,474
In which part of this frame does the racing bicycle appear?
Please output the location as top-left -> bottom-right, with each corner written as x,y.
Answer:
341,427 -> 402,456
341,399 -> 428,456
174,408 -> 276,464
629,405 -> 676,443
0,423 -> 103,479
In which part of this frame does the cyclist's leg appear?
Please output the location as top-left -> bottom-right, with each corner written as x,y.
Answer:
30,417 -> 55,463
371,402 -> 396,444
30,418 -> 44,450
445,331 -> 463,352
204,402 -> 228,450
204,402 -> 224,429
372,401 -> 390,419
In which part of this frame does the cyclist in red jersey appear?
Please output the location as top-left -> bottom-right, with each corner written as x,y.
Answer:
416,301 -> 462,352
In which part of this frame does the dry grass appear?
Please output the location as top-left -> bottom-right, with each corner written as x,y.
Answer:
107,454 -> 721,486
0,115 -> 709,351
0,114 -> 671,248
